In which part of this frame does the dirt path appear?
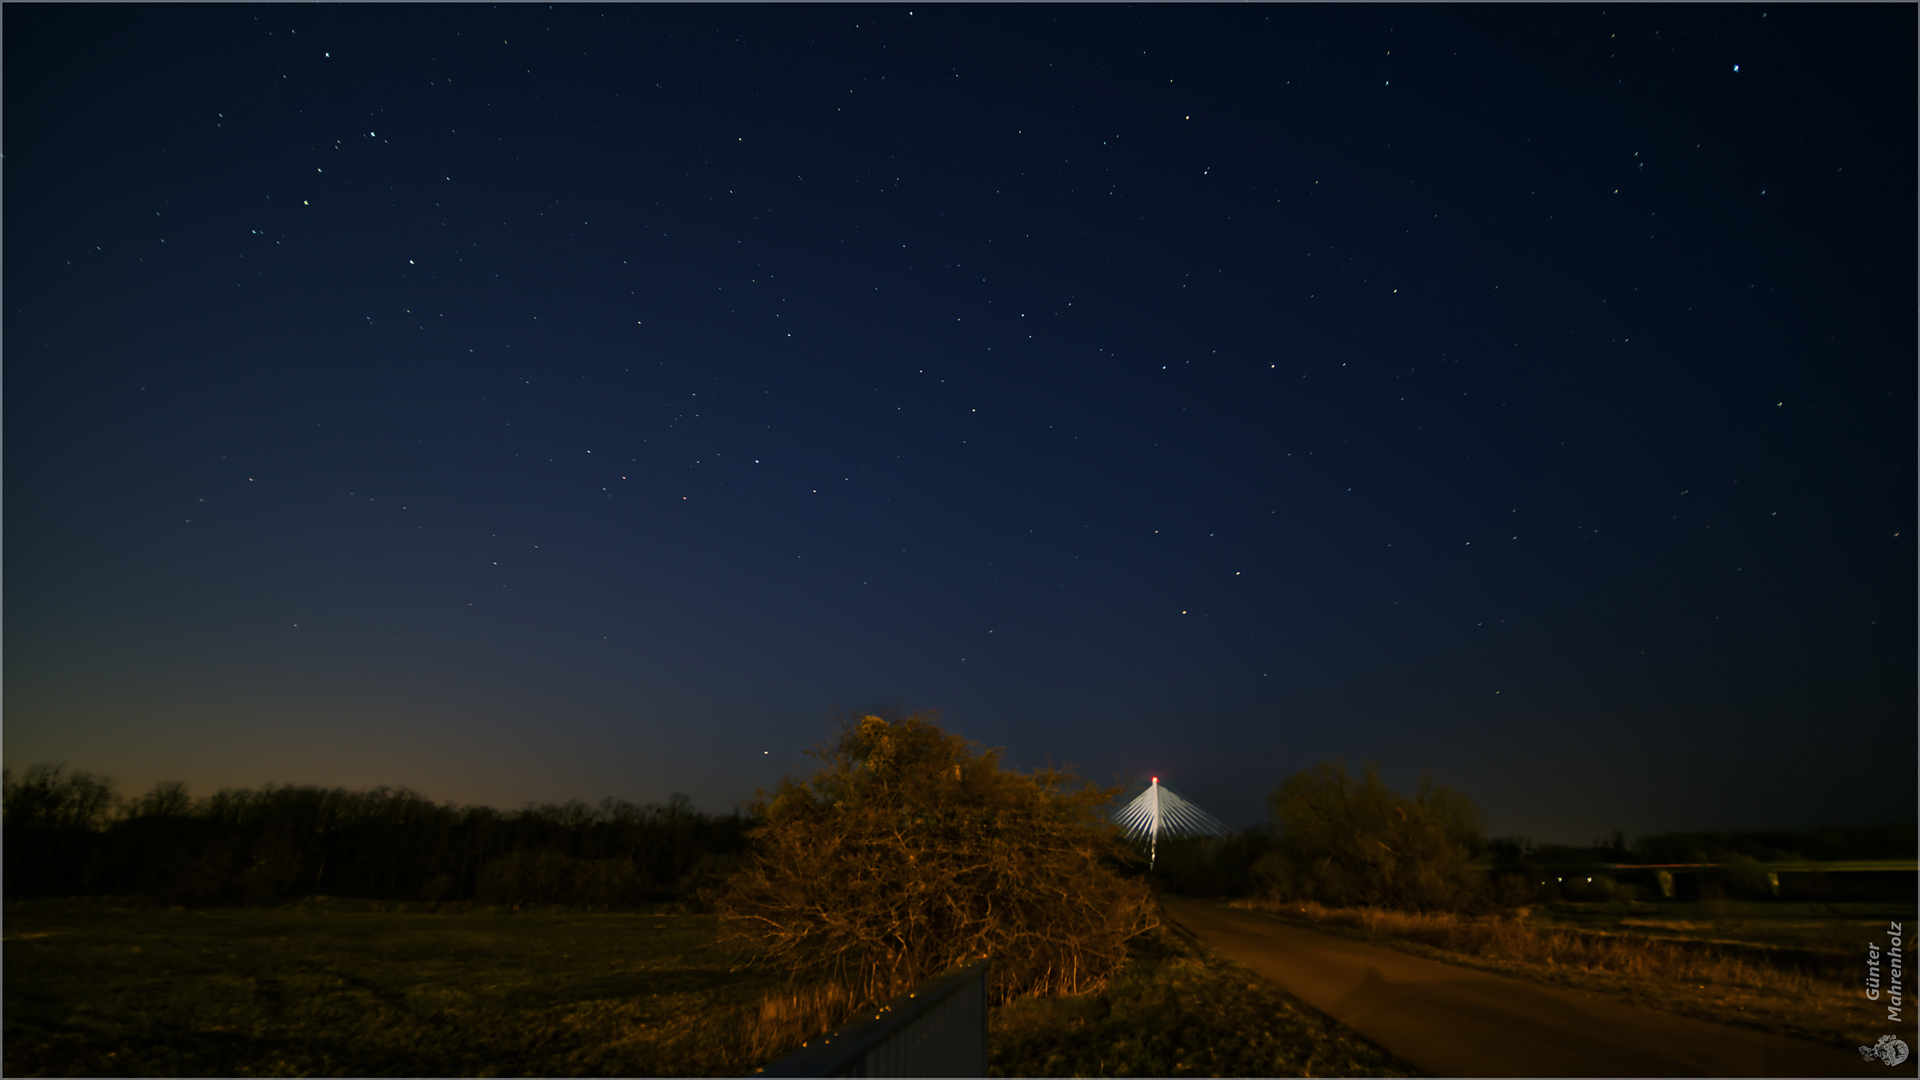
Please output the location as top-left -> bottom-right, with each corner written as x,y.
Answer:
1162,897 -> 1886,1078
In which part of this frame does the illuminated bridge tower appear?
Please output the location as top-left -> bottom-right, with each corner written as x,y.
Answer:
1113,776 -> 1232,869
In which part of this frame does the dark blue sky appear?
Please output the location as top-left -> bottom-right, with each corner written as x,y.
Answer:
8,4 -> 1913,842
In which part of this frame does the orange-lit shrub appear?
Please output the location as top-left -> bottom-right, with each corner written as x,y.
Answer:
716,711 -> 1157,1004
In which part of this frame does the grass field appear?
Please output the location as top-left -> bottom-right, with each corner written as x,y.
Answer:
3,898 -> 797,1077
1527,898 -> 1908,957
1227,896 -> 1913,1052
4,898 -> 1416,1078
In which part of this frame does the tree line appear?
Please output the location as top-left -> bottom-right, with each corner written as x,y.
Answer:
9,745 -> 1909,917
1143,761 -> 1488,909
1146,761 -> 1915,908
2,763 -> 750,906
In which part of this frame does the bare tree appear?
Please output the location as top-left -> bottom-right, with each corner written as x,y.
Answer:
716,712 -> 1157,1005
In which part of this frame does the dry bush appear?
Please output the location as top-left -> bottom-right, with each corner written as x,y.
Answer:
734,980 -> 867,1064
716,712 -> 1158,1005
517,981 -> 871,1078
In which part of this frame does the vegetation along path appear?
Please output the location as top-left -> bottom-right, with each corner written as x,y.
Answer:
1163,897 -> 1884,1078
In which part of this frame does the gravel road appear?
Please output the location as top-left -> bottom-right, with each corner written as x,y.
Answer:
1163,897 -> 1890,1078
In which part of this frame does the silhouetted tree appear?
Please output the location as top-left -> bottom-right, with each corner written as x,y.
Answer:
3,764 -> 119,895
1151,828 -> 1280,897
1251,761 -> 1486,911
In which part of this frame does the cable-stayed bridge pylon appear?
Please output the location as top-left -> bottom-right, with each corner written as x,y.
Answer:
1112,776 -> 1231,869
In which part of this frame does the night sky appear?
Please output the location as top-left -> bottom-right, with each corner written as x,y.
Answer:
8,4 -> 1914,842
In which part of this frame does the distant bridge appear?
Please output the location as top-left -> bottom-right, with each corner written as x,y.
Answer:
1534,858 -> 1918,898
1600,859 -> 1918,873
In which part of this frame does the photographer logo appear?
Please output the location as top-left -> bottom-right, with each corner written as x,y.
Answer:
1858,1035 -> 1909,1067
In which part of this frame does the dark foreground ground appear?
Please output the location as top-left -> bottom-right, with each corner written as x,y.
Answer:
4,899 -> 768,1077
4,897 -> 1414,1077
1165,897 -> 1892,1078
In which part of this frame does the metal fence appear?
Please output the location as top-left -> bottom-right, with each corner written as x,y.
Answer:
752,959 -> 989,1078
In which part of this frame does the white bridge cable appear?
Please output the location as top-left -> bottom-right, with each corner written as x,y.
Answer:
1112,778 -> 1231,867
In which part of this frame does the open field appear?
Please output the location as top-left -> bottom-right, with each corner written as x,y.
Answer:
3,898 -> 809,1077
1228,896 -> 1913,1051
1526,898 -> 1910,958
4,898 -> 1415,1078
